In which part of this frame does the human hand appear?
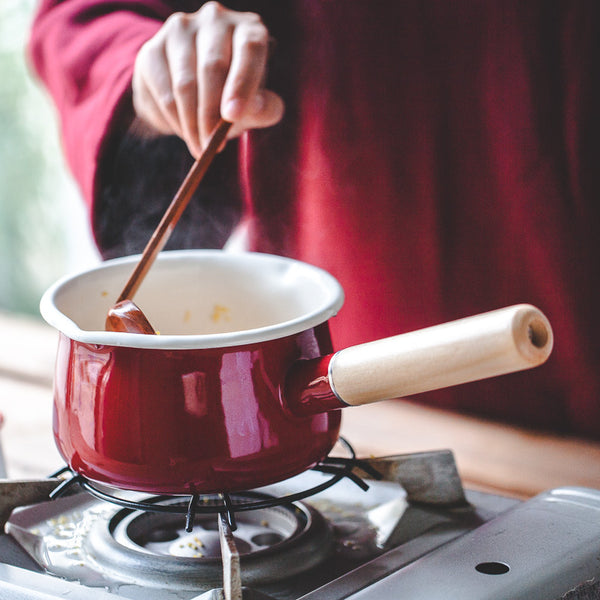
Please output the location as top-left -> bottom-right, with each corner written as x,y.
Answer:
132,2 -> 284,157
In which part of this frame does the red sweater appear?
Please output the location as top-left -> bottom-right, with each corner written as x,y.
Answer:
29,1 -> 600,438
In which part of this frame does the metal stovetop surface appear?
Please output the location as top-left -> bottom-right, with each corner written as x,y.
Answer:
1,470 -> 600,599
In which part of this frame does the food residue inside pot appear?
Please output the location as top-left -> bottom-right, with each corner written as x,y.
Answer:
210,304 -> 231,323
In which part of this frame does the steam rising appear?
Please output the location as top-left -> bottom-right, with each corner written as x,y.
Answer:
94,131 -> 243,260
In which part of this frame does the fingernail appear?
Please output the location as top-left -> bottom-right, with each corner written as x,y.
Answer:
222,99 -> 244,121
251,92 -> 266,114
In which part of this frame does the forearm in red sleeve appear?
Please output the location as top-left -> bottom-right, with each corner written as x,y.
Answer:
27,1 -> 181,212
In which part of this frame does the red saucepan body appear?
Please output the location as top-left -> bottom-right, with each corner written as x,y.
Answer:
40,250 -> 553,494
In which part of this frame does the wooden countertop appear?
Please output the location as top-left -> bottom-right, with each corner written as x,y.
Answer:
1,310 -> 598,499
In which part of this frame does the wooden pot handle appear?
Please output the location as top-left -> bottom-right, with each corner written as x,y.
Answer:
329,304 -> 553,407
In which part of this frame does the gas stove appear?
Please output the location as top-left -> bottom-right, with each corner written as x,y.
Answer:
1,449 -> 600,600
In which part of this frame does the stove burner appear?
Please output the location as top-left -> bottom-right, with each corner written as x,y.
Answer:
80,493 -> 333,591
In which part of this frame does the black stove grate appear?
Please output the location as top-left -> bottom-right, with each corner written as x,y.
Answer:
47,438 -> 382,532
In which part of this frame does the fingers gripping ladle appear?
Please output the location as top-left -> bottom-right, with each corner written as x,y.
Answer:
105,119 -> 232,333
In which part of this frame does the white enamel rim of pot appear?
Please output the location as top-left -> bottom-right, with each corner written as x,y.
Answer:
40,250 -> 345,350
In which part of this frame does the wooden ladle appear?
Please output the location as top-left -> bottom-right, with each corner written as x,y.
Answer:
105,118 -> 232,334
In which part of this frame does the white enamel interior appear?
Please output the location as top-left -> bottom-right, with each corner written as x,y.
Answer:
40,250 -> 345,349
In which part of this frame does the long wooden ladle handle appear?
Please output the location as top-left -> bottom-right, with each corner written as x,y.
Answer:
116,118 -> 232,303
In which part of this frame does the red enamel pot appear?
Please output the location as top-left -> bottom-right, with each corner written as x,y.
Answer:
40,250 -> 553,494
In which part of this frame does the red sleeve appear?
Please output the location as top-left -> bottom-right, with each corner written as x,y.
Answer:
27,1 -> 182,213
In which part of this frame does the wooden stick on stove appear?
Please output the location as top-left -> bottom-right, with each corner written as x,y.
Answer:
218,512 -> 242,600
